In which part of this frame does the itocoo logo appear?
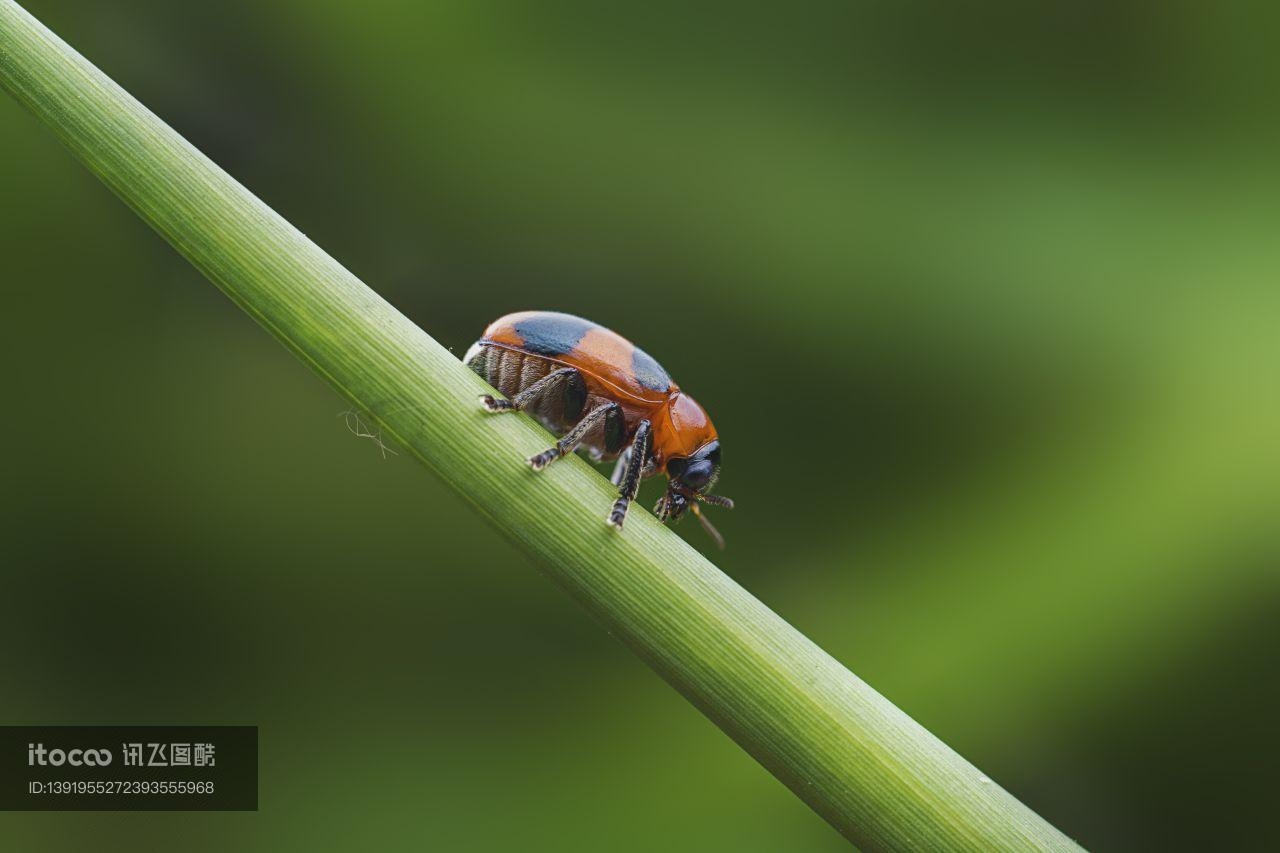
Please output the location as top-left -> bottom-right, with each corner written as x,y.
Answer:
27,743 -> 113,766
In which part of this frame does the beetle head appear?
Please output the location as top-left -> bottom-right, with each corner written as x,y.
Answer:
658,441 -> 733,547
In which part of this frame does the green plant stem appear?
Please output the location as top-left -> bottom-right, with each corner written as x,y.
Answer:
0,3 -> 1080,848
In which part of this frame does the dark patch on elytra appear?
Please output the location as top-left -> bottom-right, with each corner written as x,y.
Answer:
513,313 -> 595,357
632,346 -> 671,392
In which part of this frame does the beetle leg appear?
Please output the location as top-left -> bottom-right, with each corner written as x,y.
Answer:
480,367 -> 580,413
529,403 -> 622,471
610,445 -> 654,485
609,448 -> 631,486
609,419 -> 652,530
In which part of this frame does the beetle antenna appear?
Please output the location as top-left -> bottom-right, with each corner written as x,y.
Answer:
689,503 -> 727,549
696,493 -> 735,509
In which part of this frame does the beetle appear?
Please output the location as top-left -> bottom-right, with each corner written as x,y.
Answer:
464,310 -> 733,546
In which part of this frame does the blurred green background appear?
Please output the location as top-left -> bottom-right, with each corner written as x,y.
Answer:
2,0 -> 1278,849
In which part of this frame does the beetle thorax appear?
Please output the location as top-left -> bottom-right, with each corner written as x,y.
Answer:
654,392 -> 717,466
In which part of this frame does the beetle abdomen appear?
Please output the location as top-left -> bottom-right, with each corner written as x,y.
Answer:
472,343 -> 545,397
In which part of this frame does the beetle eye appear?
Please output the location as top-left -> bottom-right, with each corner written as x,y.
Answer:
681,460 -> 714,490
668,444 -> 720,493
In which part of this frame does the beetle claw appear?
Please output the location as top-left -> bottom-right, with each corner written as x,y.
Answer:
528,451 -> 555,471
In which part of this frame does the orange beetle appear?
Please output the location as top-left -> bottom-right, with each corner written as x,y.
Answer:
465,311 -> 733,545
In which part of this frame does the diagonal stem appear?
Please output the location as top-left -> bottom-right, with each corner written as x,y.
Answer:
0,2 -> 1080,848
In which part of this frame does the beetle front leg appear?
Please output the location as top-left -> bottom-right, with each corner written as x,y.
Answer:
610,448 -> 654,485
609,448 -> 630,486
609,419 -> 652,530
